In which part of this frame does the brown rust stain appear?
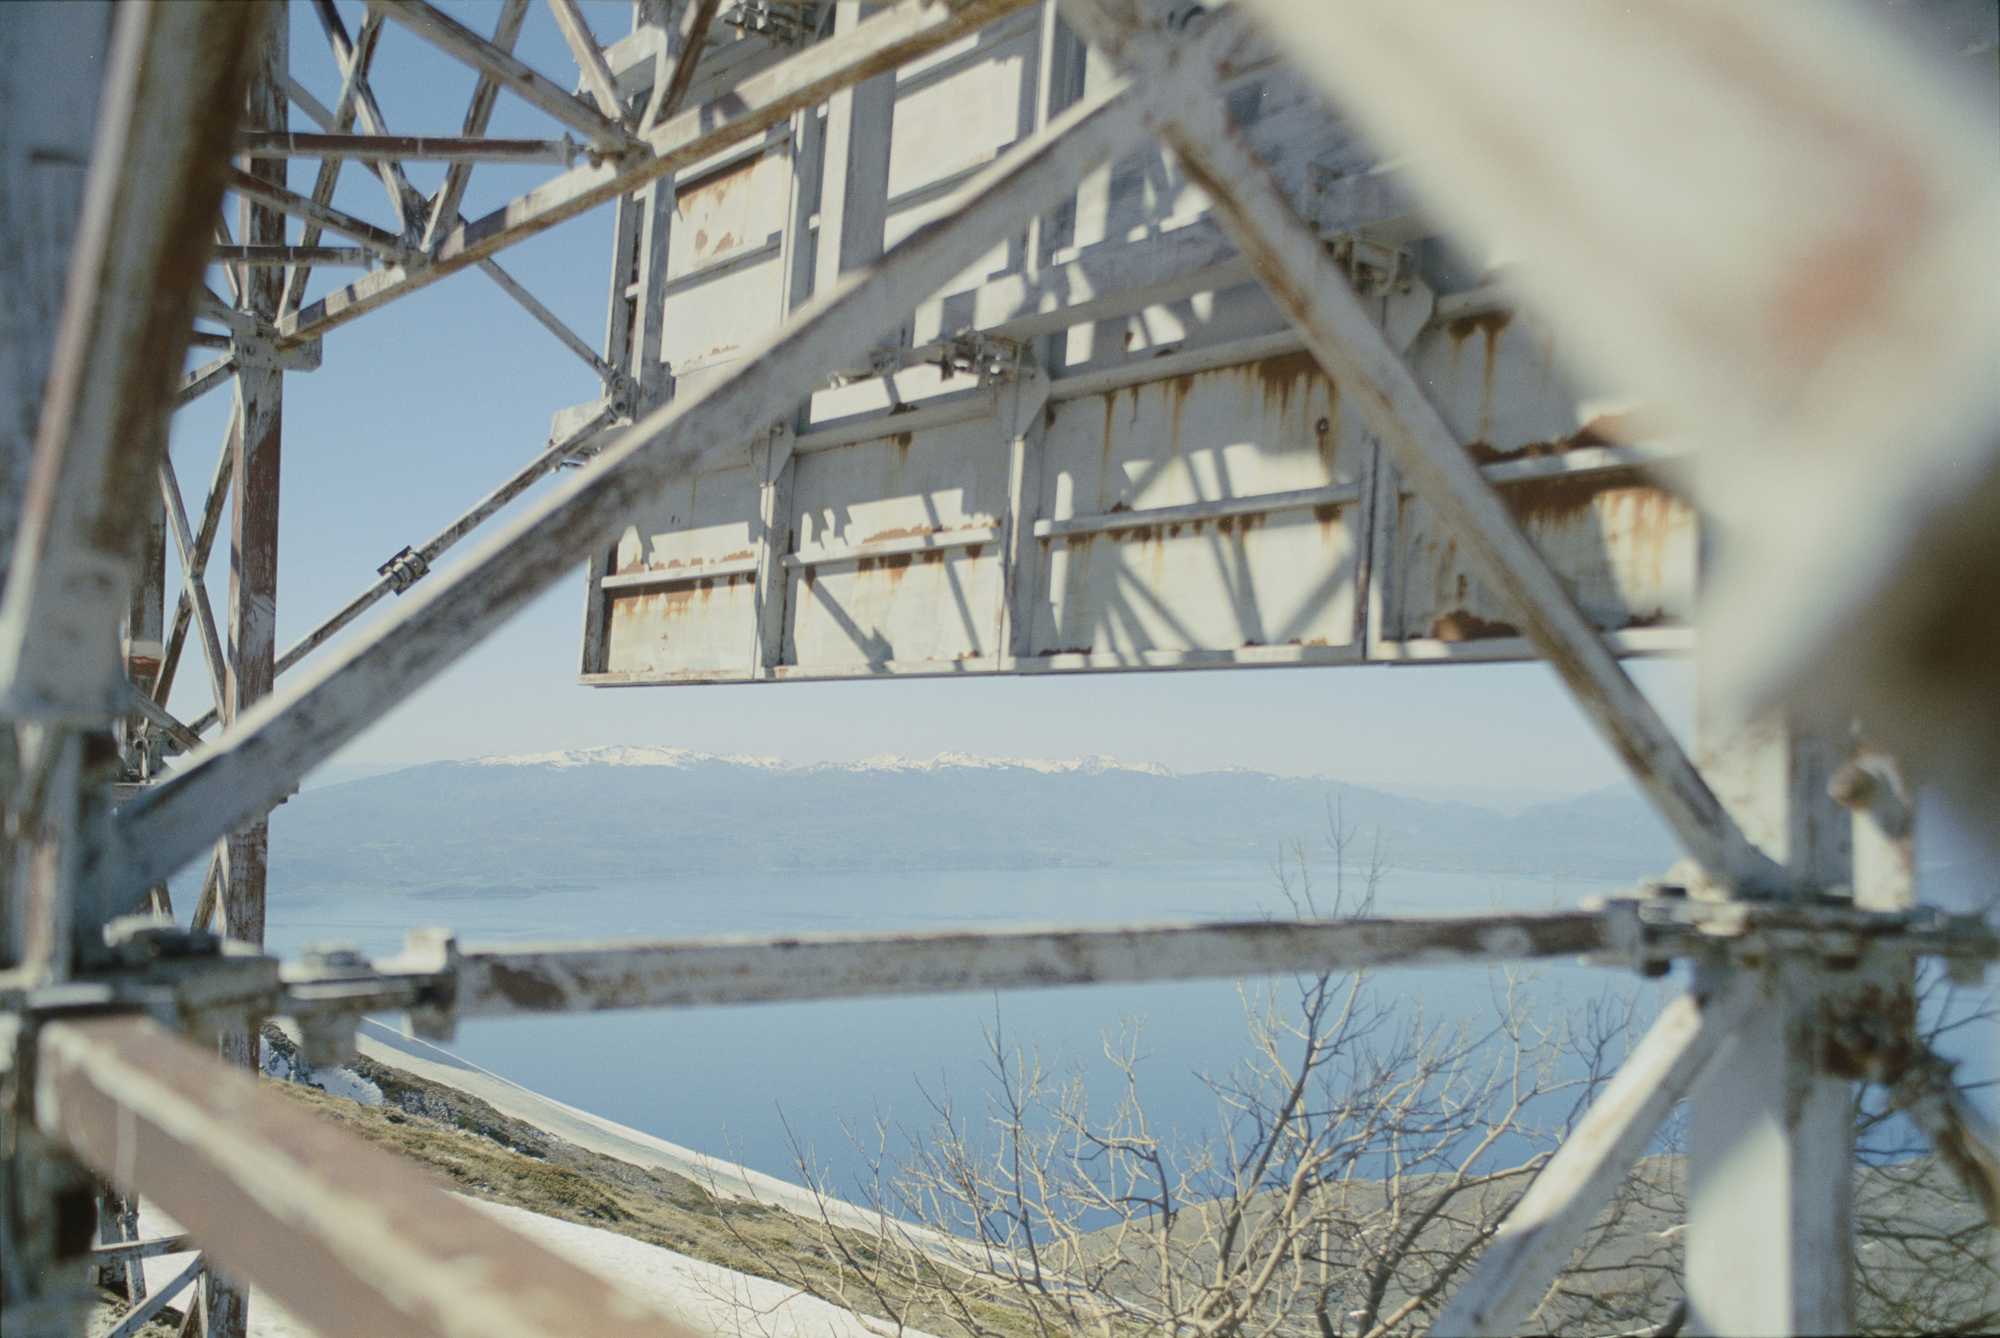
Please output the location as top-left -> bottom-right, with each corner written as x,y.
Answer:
1464,411 -> 1652,464
1502,466 -> 1648,528
862,524 -> 938,544
1250,349 -> 1322,419
1431,610 -> 1519,642
964,544 -> 984,560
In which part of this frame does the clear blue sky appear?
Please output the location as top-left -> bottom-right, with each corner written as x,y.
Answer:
165,0 -> 1695,799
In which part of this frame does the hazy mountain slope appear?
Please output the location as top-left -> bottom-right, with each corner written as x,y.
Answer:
265,748 -> 1676,895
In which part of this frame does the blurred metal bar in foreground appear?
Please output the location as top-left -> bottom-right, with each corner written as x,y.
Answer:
445,911 -> 1609,1016
36,1014 -> 705,1338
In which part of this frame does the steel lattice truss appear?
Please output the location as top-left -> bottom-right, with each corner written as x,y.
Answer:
2,2 -> 1996,1335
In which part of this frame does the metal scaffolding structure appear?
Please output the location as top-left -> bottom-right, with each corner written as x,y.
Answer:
2,1 -> 1996,1336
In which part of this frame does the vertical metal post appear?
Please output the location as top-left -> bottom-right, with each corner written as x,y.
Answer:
810,2 -> 895,295
122,500 -> 166,780
1685,711 -> 1871,1335
751,426 -> 797,677
0,1 -> 116,973
211,8 -> 288,1335
996,366 -> 1050,666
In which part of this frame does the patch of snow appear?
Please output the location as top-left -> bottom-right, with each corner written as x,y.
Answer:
468,743 -> 787,770
261,1025 -> 382,1106
462,742 -> 1177,779
461,1195 -> 940,1337
131,1198 -> 934,1338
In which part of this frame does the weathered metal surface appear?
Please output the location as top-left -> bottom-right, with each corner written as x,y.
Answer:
36,1014 -> 704,1338
1085,8 -> 1767,894
108,80 -> 1153,905
582,4 -> 1693,687
0,0 -> 269,721
450,911 -> 1610,1016
281,0 -> 1039,345
238,129 -> 573,164
365,0 -> 638,153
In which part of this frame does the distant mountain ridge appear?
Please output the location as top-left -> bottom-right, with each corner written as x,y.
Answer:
265,746 -> 1678,897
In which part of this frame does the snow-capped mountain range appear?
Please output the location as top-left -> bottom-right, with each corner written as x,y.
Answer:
471,744 -> 1174,778
254,744 -> 1680,899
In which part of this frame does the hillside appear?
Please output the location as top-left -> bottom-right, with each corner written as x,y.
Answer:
262,746 -> 1678,898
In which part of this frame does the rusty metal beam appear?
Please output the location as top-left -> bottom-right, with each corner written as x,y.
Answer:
241,129 -> 574,166
35,1014 -> 704,1338
281,0 -> 1037,345
1066,1 -> 1775,894
445,910 -> 1608,1017
0,0 -> 268,721
367,0 -> 639,153
107,77 -> 1148,906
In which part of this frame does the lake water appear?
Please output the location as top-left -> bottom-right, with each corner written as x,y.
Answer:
262,859 -> 1666,1192
262,860 -> 1991,1199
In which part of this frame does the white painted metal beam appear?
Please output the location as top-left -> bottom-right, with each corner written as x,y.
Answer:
106,79 -> 1153,904
282,0 -> 1038,345
0,0 -> 269,721
442,910 -> 1609,1016
368,0 -> 639,153
1065,1 -> 1773,893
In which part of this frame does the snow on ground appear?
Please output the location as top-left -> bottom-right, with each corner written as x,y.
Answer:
132,1197 -> 932,1337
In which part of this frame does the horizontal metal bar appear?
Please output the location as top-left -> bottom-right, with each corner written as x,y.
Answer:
222,165 -> 411,260
441,911 -> 1609,1016
1048,329 -> 1307,402
796,385 -> 997,452
237,129 -> 578,164
601,555 -> 761,590
186,330 -> 234,350
107,75 -> 1146,903
281,0 -> 1037,345
1374,625 -> 1694,665
1035,483 -> 1361,540
37,1015 -> 703,1338
91,1233 -> 194,1265
210,245 -> 375,267
784,524 -> 1001,568
1471,442 -> 1678,487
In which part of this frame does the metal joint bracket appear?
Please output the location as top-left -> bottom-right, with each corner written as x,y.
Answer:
230,335 -> 323,374
721,2 -> 822,48
937,331 -> 1023,385
375,546 -> 431,593
1320,234 -> 1415,300
1586,886 -> 2000,977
